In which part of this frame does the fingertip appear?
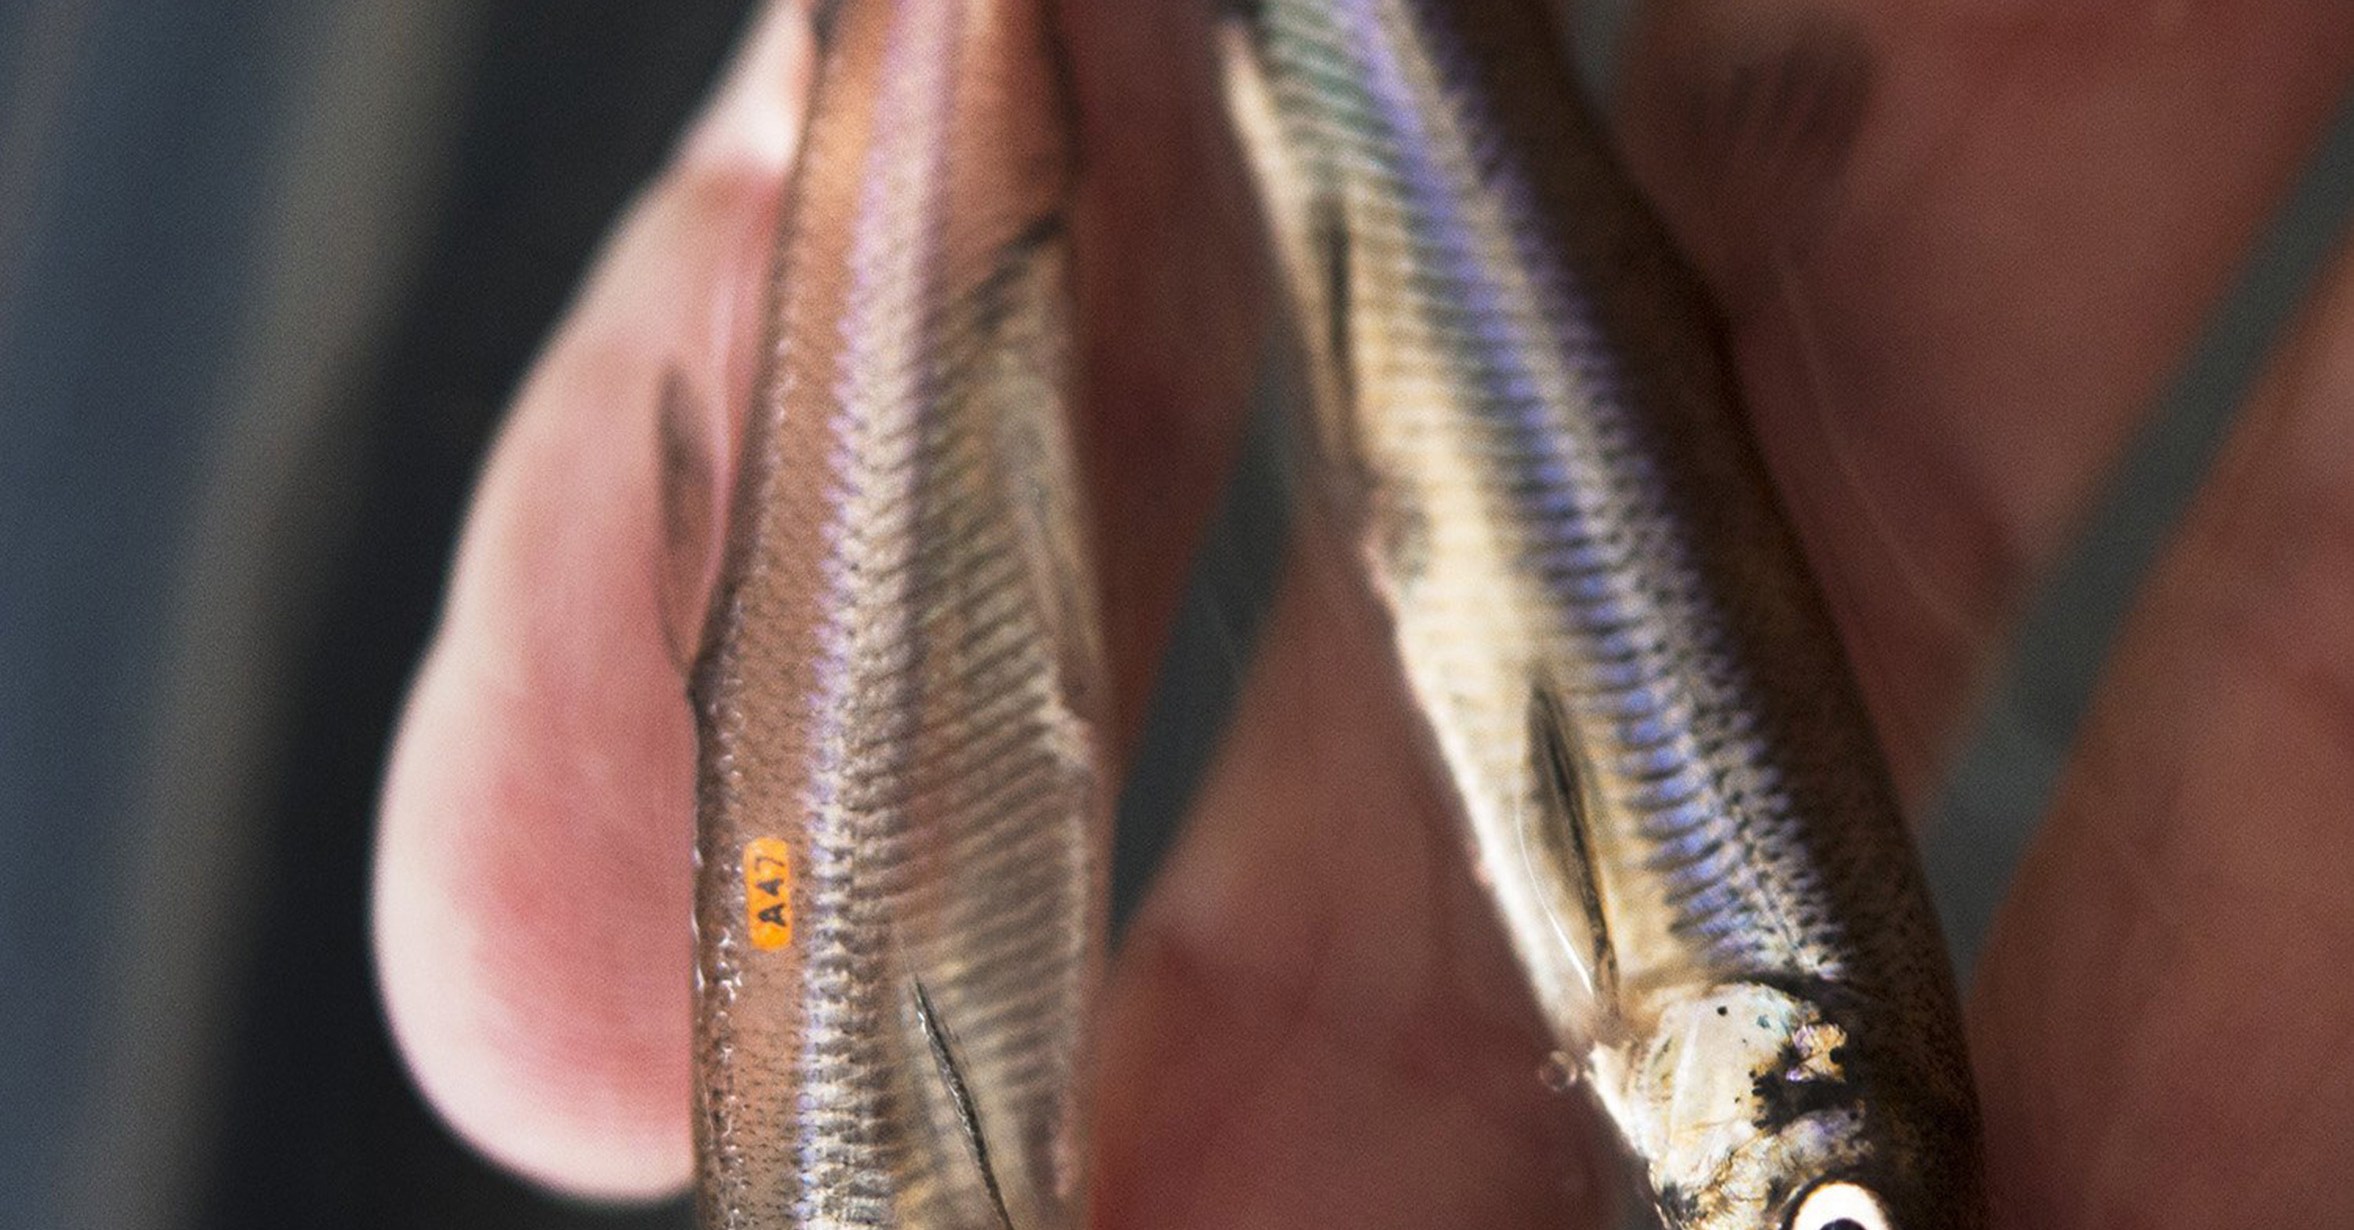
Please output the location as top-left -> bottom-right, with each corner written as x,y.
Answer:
678,0 -> 819,181
371,7 -> 809,1193
376,640 -> 694,1202
371,349 -> 709,1197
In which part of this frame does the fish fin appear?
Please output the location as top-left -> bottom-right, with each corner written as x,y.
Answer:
1529,685 -> 1620,1003
912,979 -> 1018,1230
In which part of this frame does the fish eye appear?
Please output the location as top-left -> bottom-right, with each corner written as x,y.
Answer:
1788,1180 -> 1891,1230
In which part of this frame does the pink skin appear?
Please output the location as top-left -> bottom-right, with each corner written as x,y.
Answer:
373,0 -> 2354,1223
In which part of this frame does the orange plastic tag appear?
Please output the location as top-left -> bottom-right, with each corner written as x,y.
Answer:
743,837 -> 793,951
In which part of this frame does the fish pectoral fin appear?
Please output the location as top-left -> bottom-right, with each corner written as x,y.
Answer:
911,979 -> 1018,1230
1528,684 -> 1620,1003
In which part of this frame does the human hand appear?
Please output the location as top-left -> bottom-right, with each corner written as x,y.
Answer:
373,1 -> 2354,1224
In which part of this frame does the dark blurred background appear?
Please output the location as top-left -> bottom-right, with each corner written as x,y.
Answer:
7,0 -> 2342,1225
4,2 -> 756,1225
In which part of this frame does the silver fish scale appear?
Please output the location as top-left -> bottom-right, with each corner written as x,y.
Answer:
1229,0 -> 1983,1220
1261,0 -> 1829,983
1232,0 -> 1977,1134
693,0 -> 1103,1226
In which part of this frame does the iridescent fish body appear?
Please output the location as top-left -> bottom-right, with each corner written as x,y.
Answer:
1220,1 -> 1984,1226
690,0 -> 1104,1226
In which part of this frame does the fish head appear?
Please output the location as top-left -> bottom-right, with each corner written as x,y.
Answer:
1589,980 -> 1976,1230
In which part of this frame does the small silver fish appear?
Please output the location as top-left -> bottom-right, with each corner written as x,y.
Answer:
1219,0 -> 1985,1226
689,0 -> 1105,1226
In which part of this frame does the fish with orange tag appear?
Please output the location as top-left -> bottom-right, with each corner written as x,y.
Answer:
688,0 -> 1107,1226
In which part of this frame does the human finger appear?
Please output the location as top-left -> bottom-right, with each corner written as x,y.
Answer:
1093,554 -> 1617,1229
1616,0 -> 2354,793
1972,236 -> 2354,1226
373,3 -> 812,1196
